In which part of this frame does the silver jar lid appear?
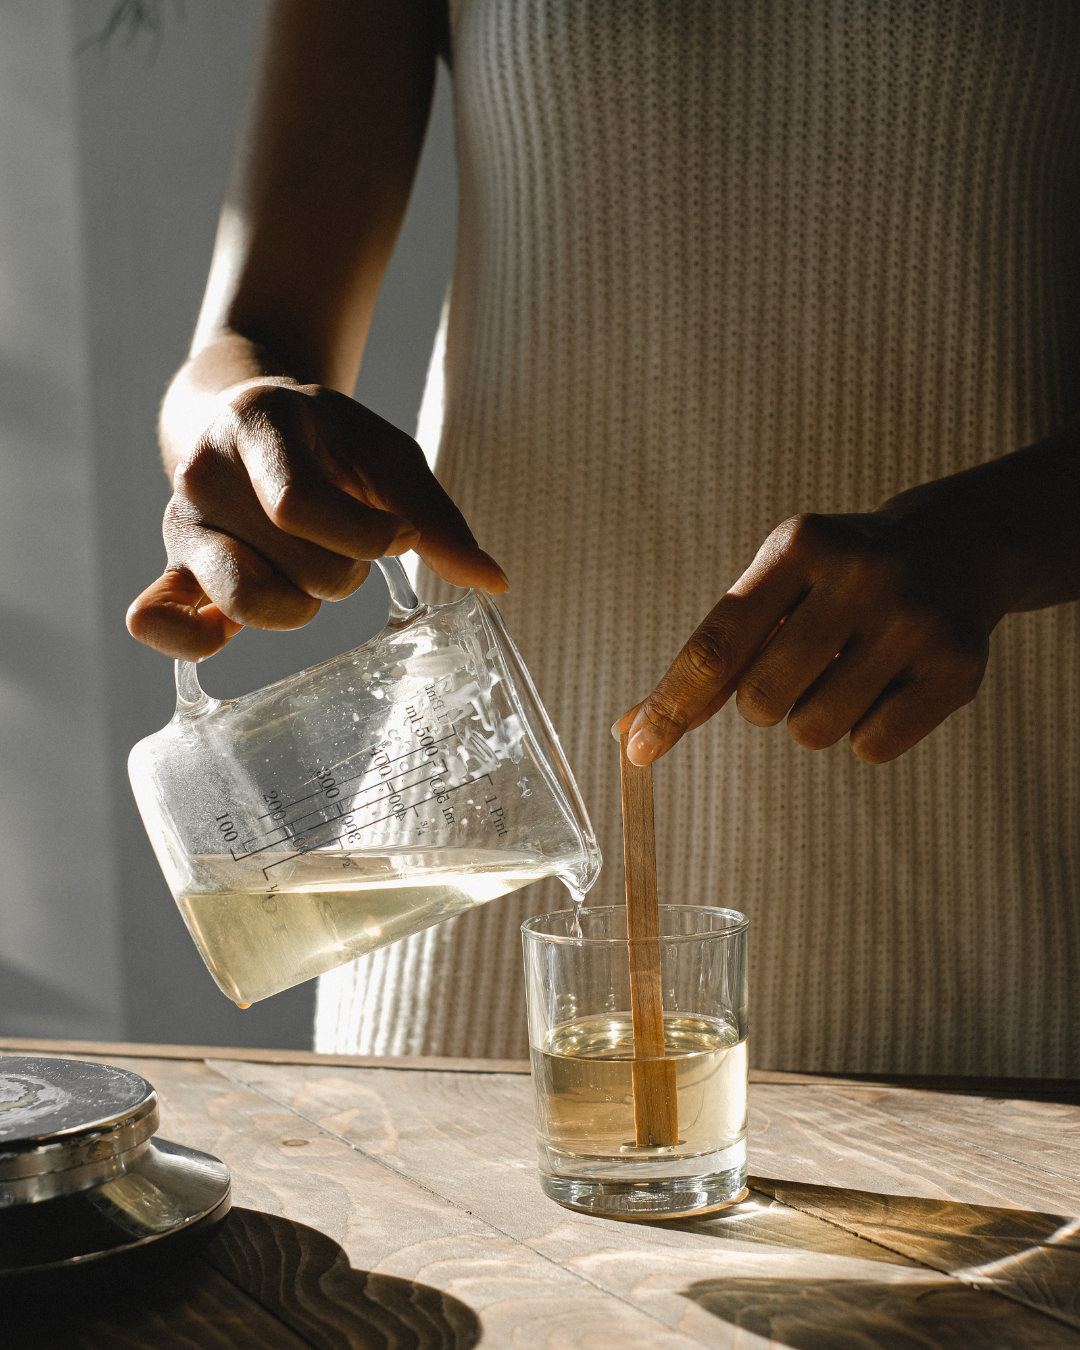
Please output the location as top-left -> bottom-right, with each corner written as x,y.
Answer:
0,1057 -> 230,1276
1,1057 -> 160,1206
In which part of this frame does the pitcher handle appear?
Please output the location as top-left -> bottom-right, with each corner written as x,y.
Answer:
172,556 -> 422,713
376,555 -> 423,622
174,657 -> 210,714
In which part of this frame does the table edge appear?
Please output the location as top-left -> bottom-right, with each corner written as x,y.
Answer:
3,1037 -> 1079,1100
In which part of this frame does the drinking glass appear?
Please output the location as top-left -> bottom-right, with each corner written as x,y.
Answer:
521,905 -> 749,1219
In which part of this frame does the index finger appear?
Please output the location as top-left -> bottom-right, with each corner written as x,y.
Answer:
310,392 -> 509,592
623,548 -> 806,766
375,456 -> 509,592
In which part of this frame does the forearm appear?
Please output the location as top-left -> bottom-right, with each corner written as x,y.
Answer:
160,0 -> 444,477
878,428 -> 1080,616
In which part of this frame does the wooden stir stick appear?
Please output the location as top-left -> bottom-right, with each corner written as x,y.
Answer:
620,732 -> 679,1147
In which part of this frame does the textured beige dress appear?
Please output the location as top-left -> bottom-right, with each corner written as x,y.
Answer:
317,0 -> 1080,1075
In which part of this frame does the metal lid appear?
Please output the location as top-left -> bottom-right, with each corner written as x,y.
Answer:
0,1058 -> 231,1276
0,1058 -> 156,1147
0,1059 -> 159,1204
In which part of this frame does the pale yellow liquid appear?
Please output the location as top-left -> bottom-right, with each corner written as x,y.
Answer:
532,1014 -> 747,1158
180,850 -> 554,1004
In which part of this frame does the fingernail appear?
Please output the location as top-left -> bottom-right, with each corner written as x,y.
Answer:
493,564 -> 510,591
627,725 -> 663,765
610,720 -> 623,742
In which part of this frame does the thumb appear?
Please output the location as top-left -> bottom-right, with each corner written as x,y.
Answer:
127,569 -> 243,660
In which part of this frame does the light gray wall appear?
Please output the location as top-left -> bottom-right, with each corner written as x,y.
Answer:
0,0 -> 456,1049
0,0 -> 121,1038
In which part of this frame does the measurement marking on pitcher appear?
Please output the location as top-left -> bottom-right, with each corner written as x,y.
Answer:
230,772 -> 447,861
241,734 -> 462,847
234,724 -> 468,856
254,773 -> 496,879
221,710 -> 505,863
233,758 -> 459,857
231,768 -> 496,865
253,728 -> 461,820
244,765 -> 446,848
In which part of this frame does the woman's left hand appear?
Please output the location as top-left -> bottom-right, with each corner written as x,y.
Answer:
619,432 -> 1080,766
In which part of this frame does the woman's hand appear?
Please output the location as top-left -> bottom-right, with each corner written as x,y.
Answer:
127,378 -> 506,660
620,433 -> 1080,766
128,1 -> 479,660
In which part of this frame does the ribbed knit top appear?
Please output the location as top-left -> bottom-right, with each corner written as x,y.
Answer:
317,0 -> 1080,1074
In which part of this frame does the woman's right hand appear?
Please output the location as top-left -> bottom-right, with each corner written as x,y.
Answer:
126,377 -> 507,660
127,1 -> 483,659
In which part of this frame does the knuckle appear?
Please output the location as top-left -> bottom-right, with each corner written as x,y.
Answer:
225,576 -> 319,629
786,706 -> 841,751
682,626 -> 736,685
224,385 -> 314,465
735,674 -> 785,725
203,562 -> 243,619
781,512 -> 826,555
638,697 -> 688,740
228,382 -> 296,423
940,646 -> 986,704
312,557 -> 370,601
173,437 -> 223,498
265,480 -> 308,533
756,512 -> 840,573
162,494 -> 200,549
754,515 -> 803,568
162,494 -> 185,534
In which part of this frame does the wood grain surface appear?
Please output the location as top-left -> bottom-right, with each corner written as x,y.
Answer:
7,1045 -> 1080,1348
746,1081 -> 1080,1213
204,1206 -> 482,1349
5,1037 -> 1077,1102
754,1179 -> 1080,1327
0,1035 -> 531,1075
212,1057 -> 1080,1346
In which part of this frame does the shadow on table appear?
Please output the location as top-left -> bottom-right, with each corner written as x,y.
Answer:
675,1177 -> 1080,1348
205,1206 -> 482,1348
683,1273 -> 1062,1348
5,1206 -> 480,1350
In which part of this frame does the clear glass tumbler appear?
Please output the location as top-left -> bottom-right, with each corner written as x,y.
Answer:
522,905 -> 749,1220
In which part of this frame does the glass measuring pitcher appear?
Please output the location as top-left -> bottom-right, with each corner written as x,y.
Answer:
129,559 -> 601,1005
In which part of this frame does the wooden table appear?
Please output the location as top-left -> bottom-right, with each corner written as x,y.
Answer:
3,1036 -> 1079,1348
